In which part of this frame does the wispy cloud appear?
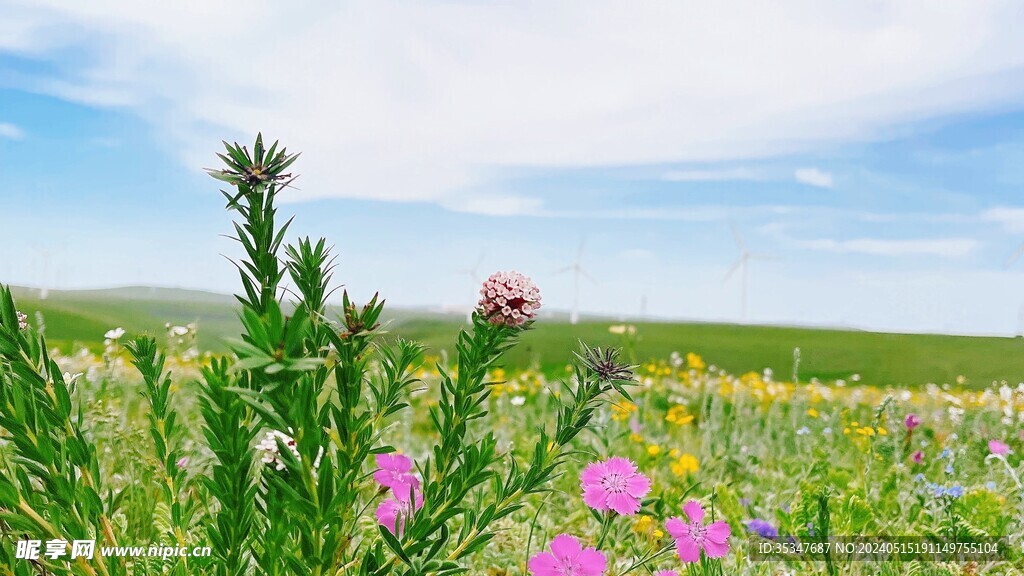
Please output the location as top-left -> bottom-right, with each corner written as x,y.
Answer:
3,2 -> 1024,212
662,168 -> 763,182
794,167 -> 833,188
981,206 -> 1024,234
797,237 -> 979,258
0,122 -> 24,140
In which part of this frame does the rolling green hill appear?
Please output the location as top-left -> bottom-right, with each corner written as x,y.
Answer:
10,286 -> 1024,388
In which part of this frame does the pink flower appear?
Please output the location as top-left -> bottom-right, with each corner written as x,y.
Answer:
905,414 -> 921,431
374,453 -> 420,495
654,572 -> 678,576
911,451 -> 924,465
580,457 -> 651,516
16,311 -> 28,330
527,534 -> 606,576
989,440 -> 1011,456
477,271 -> 542,327
665,500 -> 731,563
376,487 -> 423,537
176,456 -> 190,469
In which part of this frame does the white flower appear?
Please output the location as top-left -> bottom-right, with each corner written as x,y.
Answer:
510,396 -> 526,406
104,327 -> 126,340
169,325 -> 189,337
796,426 -> 811,436
257,430 -> 301,471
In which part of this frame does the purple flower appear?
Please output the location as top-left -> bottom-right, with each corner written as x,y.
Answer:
374,453 -> 420,496
528,534 -> 606,576
911,450 -> 924,465
176,456 -> 189,469
375,487 -> 423,537
745,519 -> 778,540
989,440 -> 1011,456
665,500 -> 731,563
580,457 -> 651,516
905,414 -> 921,431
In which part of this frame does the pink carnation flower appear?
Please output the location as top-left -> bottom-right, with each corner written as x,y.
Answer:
580,457 -> 651,516
374,453 -> 420,495
665,500 -> 731,563
477,271 -> 542,327
375,487 -> 423,537
527,534 -> 606,576
989,440 -> 1011,456
905,414 -> 921,431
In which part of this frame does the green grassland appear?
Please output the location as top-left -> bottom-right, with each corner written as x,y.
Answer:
12,286 -> 1024,388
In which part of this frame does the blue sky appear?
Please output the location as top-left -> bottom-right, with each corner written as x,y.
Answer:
3,2 -> 1024,335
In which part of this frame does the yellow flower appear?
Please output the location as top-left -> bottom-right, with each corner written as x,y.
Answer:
686,352 -> 706,371
629,433 -> 645,444
671,453 -> 700,476
632,515 -> 654,535
665,405 -> 695,426
612,401 -> 638,422
806,408 -> 819,418
647,444 -> 661,456
669,448 -> 681,458
876,427 -> 887,436
653,529 -> 664,538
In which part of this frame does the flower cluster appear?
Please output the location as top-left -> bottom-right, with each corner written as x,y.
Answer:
477,271 -> 541,327
16,311 -> 28,330
257,430 -> 301,471
530,455 -> 728,575
373,453 -> 423,536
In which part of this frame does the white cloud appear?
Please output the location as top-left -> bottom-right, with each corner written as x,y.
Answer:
981,206 -> 1024,233
798,237 -> 979,258
3,2 -> 1024,211
794,167 -> 834,188
0,122 -> 24,140
662,168 -> 764,182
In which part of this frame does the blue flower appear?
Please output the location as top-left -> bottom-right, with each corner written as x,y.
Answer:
746,519 -> 779,540
986,481 -> 997,490
947,485 -> 964,498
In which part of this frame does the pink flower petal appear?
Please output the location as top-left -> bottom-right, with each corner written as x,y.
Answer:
676,536 -> 701,563
526,552 -> 560,576
682,500 -> 705,524
665,517 -> 688,539
375,500 -> 399,535
705,520 -> 731,544
604,456 -> 636,475
549,534 -> 583,561
607,491 -> 641,516
580,461 -> 606,486
376,453 -> 412,473
625,474 -> 651,498
702,536 -> 730,558
583,484 -> 609,511
577,548 -> 607,575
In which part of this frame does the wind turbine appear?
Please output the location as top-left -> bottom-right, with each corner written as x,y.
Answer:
555,239 -> 595,325
458,251 -> 486,324
722,224 -> 774,322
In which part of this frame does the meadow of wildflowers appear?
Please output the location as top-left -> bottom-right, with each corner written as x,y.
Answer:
1,136 -> 1023,576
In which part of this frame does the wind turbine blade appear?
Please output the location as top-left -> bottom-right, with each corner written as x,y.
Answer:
473,251 -> 486,271
729,222 -> 746,251
580,268 -> 597,284
748,252 -> 780,261
722,258 -> 743,284
576,238 -> 586,263
1007,244 -> 1024,268
553,266 -> 574,275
